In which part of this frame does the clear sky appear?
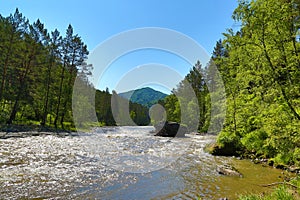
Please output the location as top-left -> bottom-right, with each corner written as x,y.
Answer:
0,0 -> 239,94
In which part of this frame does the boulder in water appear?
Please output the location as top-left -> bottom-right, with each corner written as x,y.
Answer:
153,121 -> 187,137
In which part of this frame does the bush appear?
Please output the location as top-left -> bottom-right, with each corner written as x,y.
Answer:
211,131 -> 244,156
241,129 -> 268,156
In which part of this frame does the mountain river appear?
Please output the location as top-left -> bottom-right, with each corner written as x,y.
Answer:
0,126 -> 289,199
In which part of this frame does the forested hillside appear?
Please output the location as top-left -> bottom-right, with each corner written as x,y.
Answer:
118,87 -> 167,108
95,89 -> 150,126
214,0 -> 300,167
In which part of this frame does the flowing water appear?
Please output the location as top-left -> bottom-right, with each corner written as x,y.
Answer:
0,126 -> 289,199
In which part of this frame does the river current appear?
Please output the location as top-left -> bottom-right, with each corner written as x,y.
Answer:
0,126 -> 286,199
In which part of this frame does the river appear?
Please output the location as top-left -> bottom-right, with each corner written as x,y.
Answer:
0,126 -> 289,199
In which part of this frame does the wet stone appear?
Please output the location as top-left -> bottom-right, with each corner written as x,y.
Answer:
5,132 -> 25,139
0,132 -> 6,138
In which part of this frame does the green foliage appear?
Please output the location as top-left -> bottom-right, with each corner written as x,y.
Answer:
241,129 -> 268,155
239,186 -> 295,200
163,61 -> 210,132
95,89 -> 116,126
212,0 -> 300,166
0,9 -> 91,130
95,89 -> 150,126
0,7 -> 150,130
273,153 -> 294,166
291,176 -> 300,193
164,94 -> 181,122
293,148 -> 300,166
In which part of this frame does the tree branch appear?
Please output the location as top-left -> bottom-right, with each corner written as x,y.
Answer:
260,182 -> 298,189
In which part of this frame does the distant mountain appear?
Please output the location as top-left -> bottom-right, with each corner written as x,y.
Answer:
118,87 -> 167,107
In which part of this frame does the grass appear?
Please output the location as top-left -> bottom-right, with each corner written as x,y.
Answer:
239,185 -> 298,200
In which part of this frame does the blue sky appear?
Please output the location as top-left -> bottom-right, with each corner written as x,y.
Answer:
0,0 -> 238,94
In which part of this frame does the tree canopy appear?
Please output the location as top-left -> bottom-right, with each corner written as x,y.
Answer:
211,0 -> 300,166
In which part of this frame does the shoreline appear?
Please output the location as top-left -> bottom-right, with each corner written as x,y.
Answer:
205,142 -> 300,175
0,124 -> 77,139
0,131 -> 79,139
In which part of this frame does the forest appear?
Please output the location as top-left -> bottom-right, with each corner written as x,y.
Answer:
161,0 -> 300,168
0,9 -> 90,129
211,0 -> 300,167
0,9 -> 150,130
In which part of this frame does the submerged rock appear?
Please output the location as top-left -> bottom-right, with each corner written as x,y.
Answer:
153,121 -> 187,137
217,164 -> 243,177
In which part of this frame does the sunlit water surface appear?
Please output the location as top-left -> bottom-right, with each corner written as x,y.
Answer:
0,126 -> 286,199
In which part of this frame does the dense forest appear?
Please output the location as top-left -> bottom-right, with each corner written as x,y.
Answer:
95,89 -> 150,126
213,0 -> 300,167
0,9 -> 150,129
0,9 -> 89,129
162,0 -> 300,167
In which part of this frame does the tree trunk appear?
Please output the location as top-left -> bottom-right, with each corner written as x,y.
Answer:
41,60 -> 53,126
54,64 -> 65,129
60,68 -> 75,128
7,98 -> 19,124
0,33 -> 14,105
7,58 -> 32,124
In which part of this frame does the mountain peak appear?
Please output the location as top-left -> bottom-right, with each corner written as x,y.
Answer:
118,87 -> 167,107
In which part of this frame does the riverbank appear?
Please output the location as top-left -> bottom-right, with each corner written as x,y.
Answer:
205,142 -> 300,172
0,124 -> 77,139
205,142 -> 300,199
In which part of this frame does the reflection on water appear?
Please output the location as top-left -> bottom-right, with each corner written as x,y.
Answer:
0,127 -> 287,199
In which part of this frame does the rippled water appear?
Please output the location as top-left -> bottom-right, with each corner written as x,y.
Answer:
0,126 -> 287,199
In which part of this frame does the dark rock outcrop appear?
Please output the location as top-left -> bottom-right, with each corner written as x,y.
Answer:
208,142 -> 242,157
153,121 -> 187,137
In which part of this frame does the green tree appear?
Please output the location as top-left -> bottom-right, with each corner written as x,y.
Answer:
164,94 -> 180,122
0,10 -> 92,130
7,18 -> 47,124
40,29 -> 62,126
214,0 -> 300,165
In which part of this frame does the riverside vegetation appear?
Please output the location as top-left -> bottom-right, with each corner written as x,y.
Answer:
164,0 -> 300,166
0,9 -> 150,130
1,0 -> 300,198
162,0 -> 300,198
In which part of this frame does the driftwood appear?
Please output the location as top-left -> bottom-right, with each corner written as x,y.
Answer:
260,182 -> 298,189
